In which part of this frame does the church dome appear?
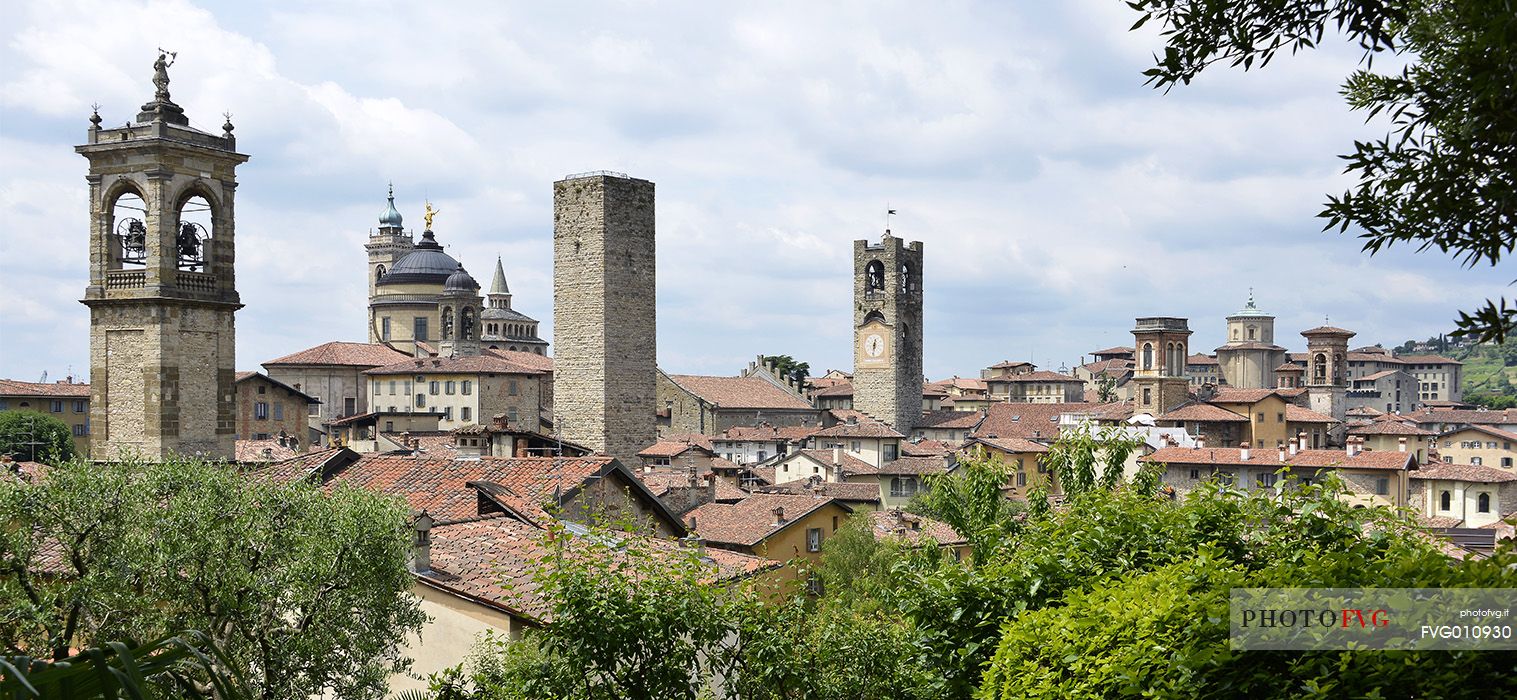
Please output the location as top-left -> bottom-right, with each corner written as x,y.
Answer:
379,185 -> 403,228
444,264 -> 479,292
377,230 -> 458,286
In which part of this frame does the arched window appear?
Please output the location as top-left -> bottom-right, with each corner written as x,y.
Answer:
1440,491 -> 1451,511
1142,343 -> 1153,370
1477,492 -> 1491,513
1313,353 -> 1327,381
108,189 -> 149,269
900,262 -> 916,293
461,307 -> 476,340
174,193 -> 214,272
441,307 -> 454,340
865,260 -> 884,290
1232,328 -> 1239,340
375,264 -> 386,281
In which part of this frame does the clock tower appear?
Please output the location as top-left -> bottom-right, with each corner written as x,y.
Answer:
853,232 -> 923,432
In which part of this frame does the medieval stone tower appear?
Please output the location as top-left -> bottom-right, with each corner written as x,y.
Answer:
366,184 -> 413,299
438,264 -> 483,358
552,172 -> 656,464
1303,324 -> 1354,421
1131,317 -> 1192,416
853,233 -> 924,433
78,53 -> 247,459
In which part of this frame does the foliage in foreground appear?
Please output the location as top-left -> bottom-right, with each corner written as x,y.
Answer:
0,412 -> 75,464
0,456 -> 427,700
1,631 -> 252,700
424,445 -> 1517,700
1127,0 -> 1517,343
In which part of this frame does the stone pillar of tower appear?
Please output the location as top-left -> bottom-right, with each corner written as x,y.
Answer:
78,53 -> 248,460
366,185 -> 414,343
438,264 -> 483,358
1131,317 -> 1192,416
852,233 -> 924,433
1302,325 -> 1355,422
552,172 -> 656,465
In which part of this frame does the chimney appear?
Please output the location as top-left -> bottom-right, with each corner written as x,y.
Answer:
833,445 -> 842,466
1298,431 -> 1308,453
1239,441 -> 1250,461
1346,436 -> 1359,458
410,512 -> 435,573
1196,435 -> 1206,449
1398,437 -> 1408,453
687,463 -> 700,488
261,447 -> 274,460
772,506 -> 786,527
1277,441 -> 1286,462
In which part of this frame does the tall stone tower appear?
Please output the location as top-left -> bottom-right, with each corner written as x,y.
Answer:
1303,324 -> 1354,421
366,185 -> 414,301
1215,292 -> 1287,389
78,53 -> 248,460
552,172 -> 656,464
1131,317 -> 1192,416
438,264 -> 483,358
853,232 -> 924,433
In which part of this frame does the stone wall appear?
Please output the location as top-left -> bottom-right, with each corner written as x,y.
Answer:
552,175 -> 657,465
852,235 -> 924,433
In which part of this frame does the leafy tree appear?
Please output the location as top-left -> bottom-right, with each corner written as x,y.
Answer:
1466,391 -> 1517,409
1093,373 -> 1119,403
1039,423 -> 1145,497
0,411 -> 74,463
1128,0 -> 1517,343
2,631 -> 253,700
762,354 -> 811,383
0,457 -> 426,700
917,449 -> 1022,562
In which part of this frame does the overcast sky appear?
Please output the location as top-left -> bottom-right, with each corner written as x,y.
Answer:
0,0 -> 1506,384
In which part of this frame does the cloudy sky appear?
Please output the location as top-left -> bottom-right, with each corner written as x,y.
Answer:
0,0 -> 1505,384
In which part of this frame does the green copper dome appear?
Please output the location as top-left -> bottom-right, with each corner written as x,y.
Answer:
379,184 -> 403,228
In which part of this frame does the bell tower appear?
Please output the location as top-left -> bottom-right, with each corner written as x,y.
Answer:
1131,317 -> 1192,416
853,232 -> 924,432
438,264 -> 483,358
1302,324 -> 1354,422
366,184 -> 413,341
78,52 -> 248,460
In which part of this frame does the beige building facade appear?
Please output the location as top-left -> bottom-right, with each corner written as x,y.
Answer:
0,379 -> 93,456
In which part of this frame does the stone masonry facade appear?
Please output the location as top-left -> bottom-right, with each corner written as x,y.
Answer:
853,234 -> 924,433
78,89 -> 248,460
552,174 -> 657,466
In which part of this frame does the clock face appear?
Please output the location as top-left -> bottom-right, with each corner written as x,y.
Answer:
865,334 -> 885,357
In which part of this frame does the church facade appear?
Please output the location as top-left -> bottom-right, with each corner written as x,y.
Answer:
365,191 -> 547,357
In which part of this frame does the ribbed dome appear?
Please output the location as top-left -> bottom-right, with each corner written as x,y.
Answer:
379,185 -> 403,228
444,264 -> 479,292
377,231 -> 459,286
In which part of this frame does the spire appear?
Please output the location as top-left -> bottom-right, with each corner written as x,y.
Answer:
490,256 -> 510,295
379,183 -> 403,229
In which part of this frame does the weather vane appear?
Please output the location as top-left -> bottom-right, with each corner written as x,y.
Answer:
885,206 -> 897,234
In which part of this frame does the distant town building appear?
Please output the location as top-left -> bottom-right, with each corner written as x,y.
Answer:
0,378 -> 92,456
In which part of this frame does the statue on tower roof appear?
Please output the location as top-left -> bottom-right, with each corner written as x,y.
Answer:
424,201 -> 440,231
152,49 -> 176,101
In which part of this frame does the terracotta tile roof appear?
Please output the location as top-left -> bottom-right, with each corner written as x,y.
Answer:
992,370 -> 1085,383
657,433 -> 715,451
262,341 -> 410,368
365,354 -> 547,376
384,431 -> 459,457
1208,388 -> 1289,404
1417,514 -> 1464,528
0,379 -> 90,398
419,516 -> 775,622
866,510 -> 967,546
1081,359 -> 1133,375
235,439 -> 297,463
1348,420 -> 1434,436
638,438 -> 716,458
688,493 -> 849,547
1356,369 -> 1403,382
481,348 -> 555,372
812,382 -> 855,398
254,447 -> 361,483
931,376 -> 989,392
877,456 -> 949,476
753,480 -> 881,503
812,414 -> 906,438
1346,406 -> 1384,417
321,453 -> 617,524
1091,346 -> 1134,356
988,360 -> 1036,369
1185,353 -> 1221,365
717,424 -> 812,443
1141,446 -> 1415,471
1407,409 -> 1517,426
914,409 -> 984,430
667,374 -> 815,410
234,371 -> 320,403
964,436 -> 1050,454
1347,353 -> 1406,364
1440,424 -> 1517,443
789,449 -> 881,476
1301,326 -> 1356,336
973,402 -> 1106,440
1155,402 -> 1249,423
1285,405 -> 1339,424
1410,463 -> 1517,483
1276,363 -> 1305,372
1396,354 -> 1462,365
902,439 -> 952,457
635,469 -> 749,502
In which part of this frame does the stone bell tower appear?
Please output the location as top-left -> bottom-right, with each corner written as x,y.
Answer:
78,53 -> 248,460
853,232 -> 924,433
438,264 -> 483,358
1131,317 -> 1192,416
1302,324 -> 1354,422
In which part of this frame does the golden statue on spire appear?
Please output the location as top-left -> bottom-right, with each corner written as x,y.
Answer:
424,201 -> 440,230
